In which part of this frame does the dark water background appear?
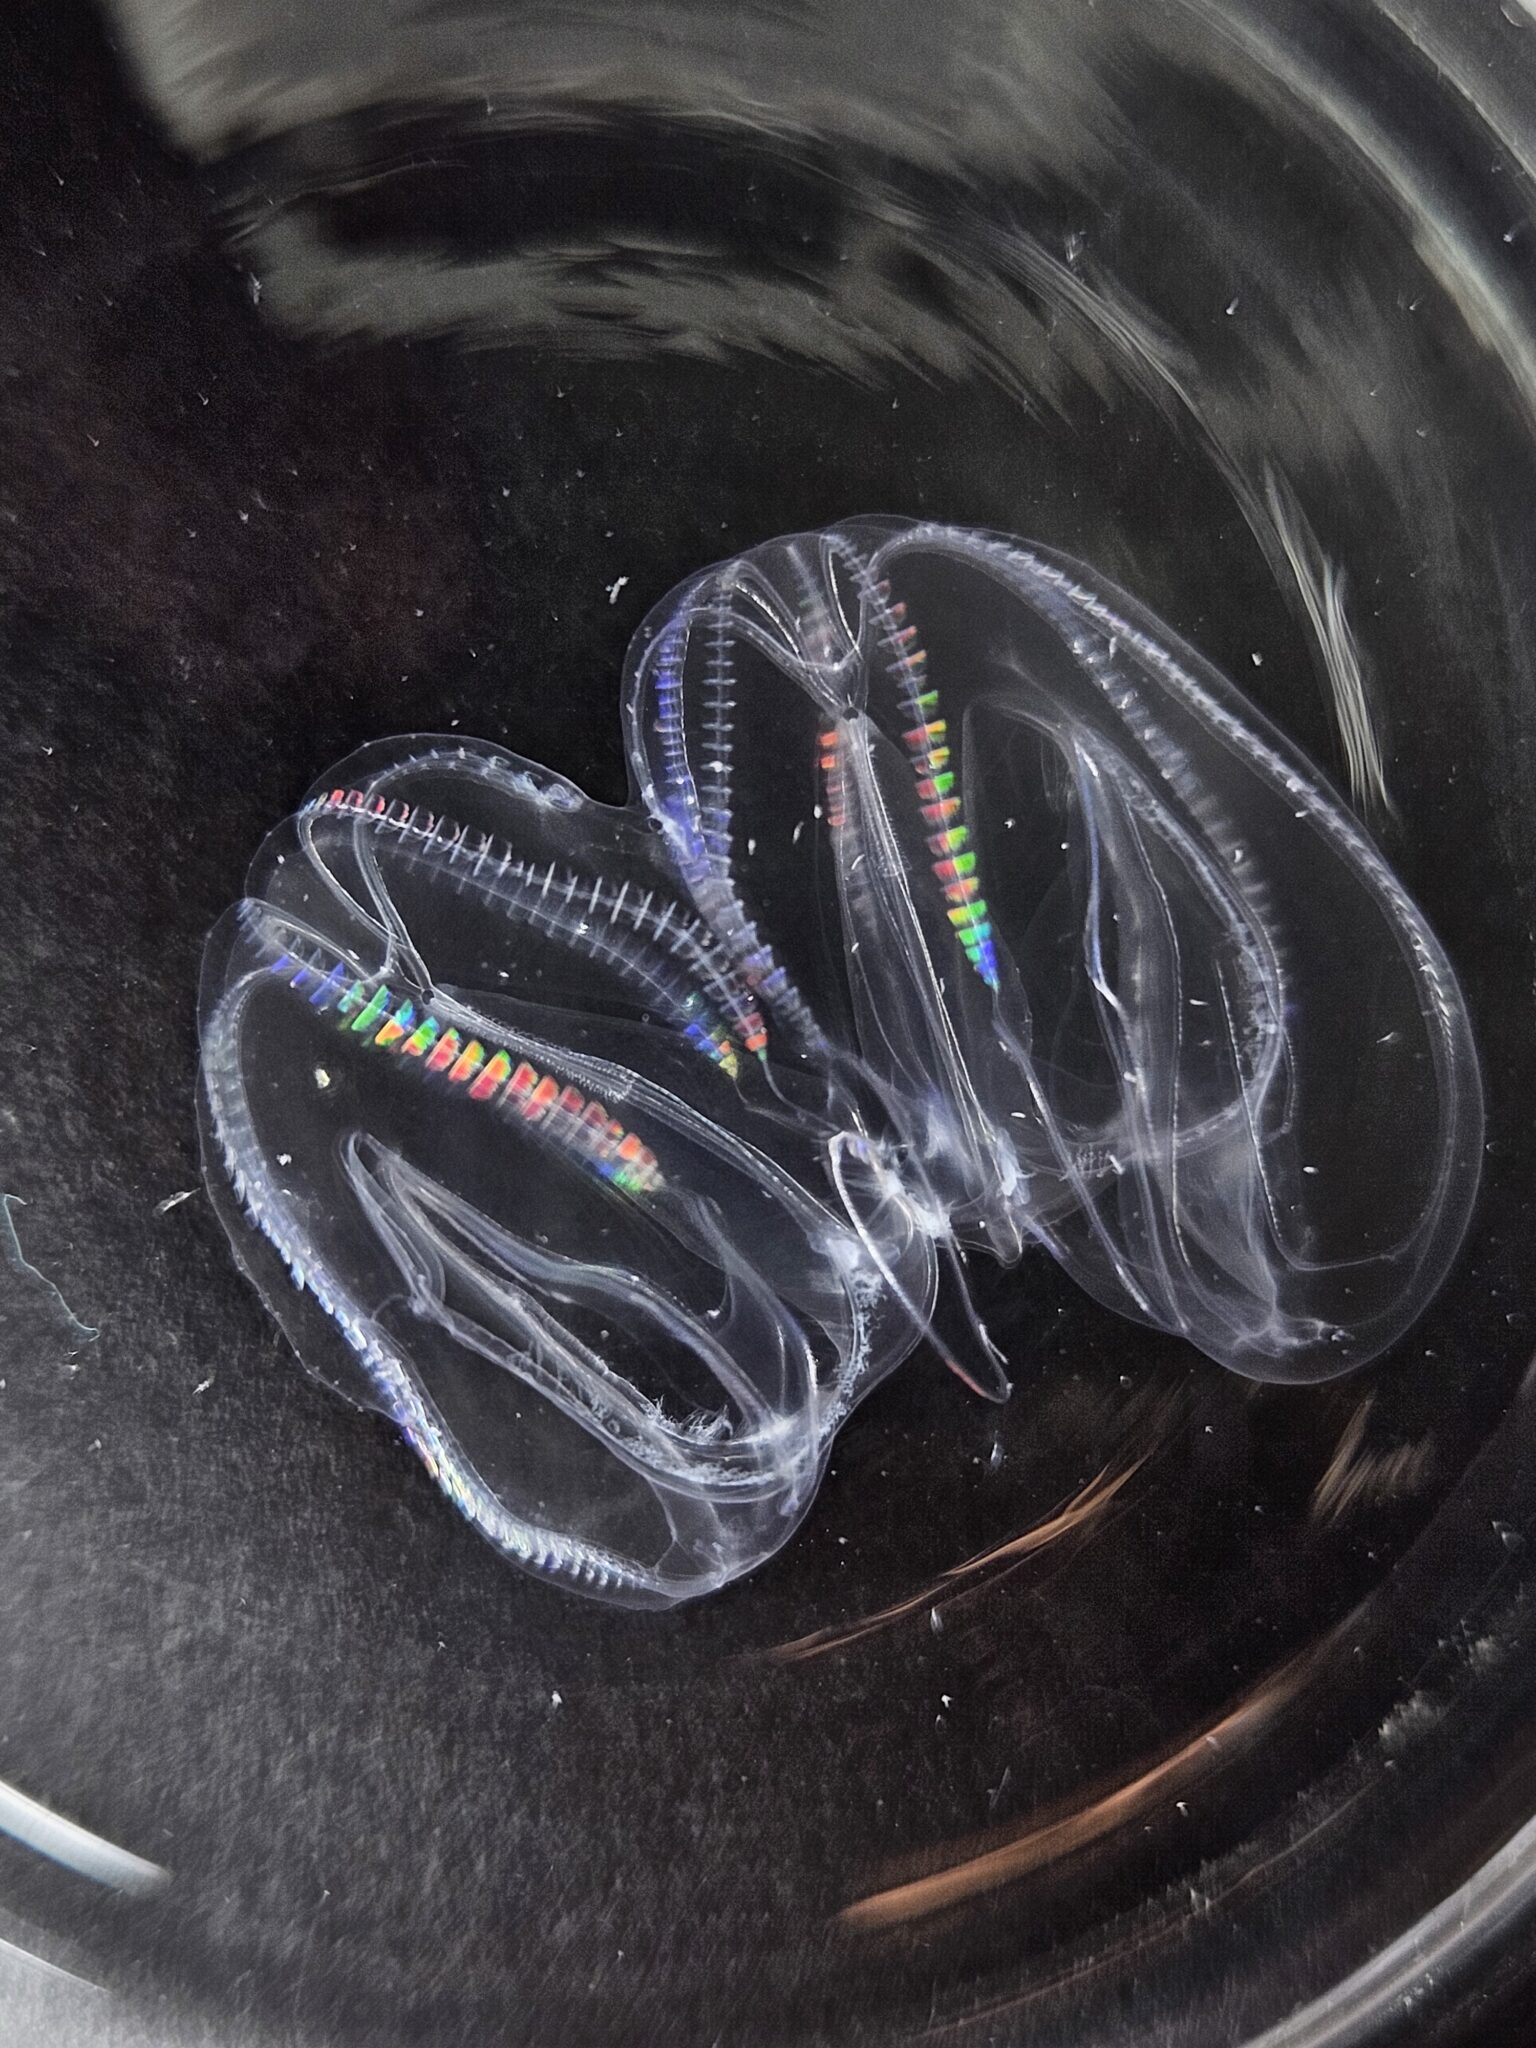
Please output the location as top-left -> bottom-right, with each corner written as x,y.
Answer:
4,0 -> 1536,2041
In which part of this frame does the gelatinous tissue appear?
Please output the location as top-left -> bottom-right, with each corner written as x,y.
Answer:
198,521 -> 1483,1607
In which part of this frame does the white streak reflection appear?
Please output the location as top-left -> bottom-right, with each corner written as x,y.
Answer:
0,1778 -> 169,1896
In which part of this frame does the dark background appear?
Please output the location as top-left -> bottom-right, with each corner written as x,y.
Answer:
5,1 -> 1536,2042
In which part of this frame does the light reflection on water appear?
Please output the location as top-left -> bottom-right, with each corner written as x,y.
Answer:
48,0 -> 1536,2040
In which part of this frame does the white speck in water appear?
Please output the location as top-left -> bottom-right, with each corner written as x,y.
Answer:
277,1153 -> 292,1167
193,1378 -> 213,1396
550,1690 -> 563,1708
314,1068 -> 331,1089
606,575 -> 630,605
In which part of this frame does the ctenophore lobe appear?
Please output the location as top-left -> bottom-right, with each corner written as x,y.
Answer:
200,521 -> 1483,1606
199,740 -> 933,1606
